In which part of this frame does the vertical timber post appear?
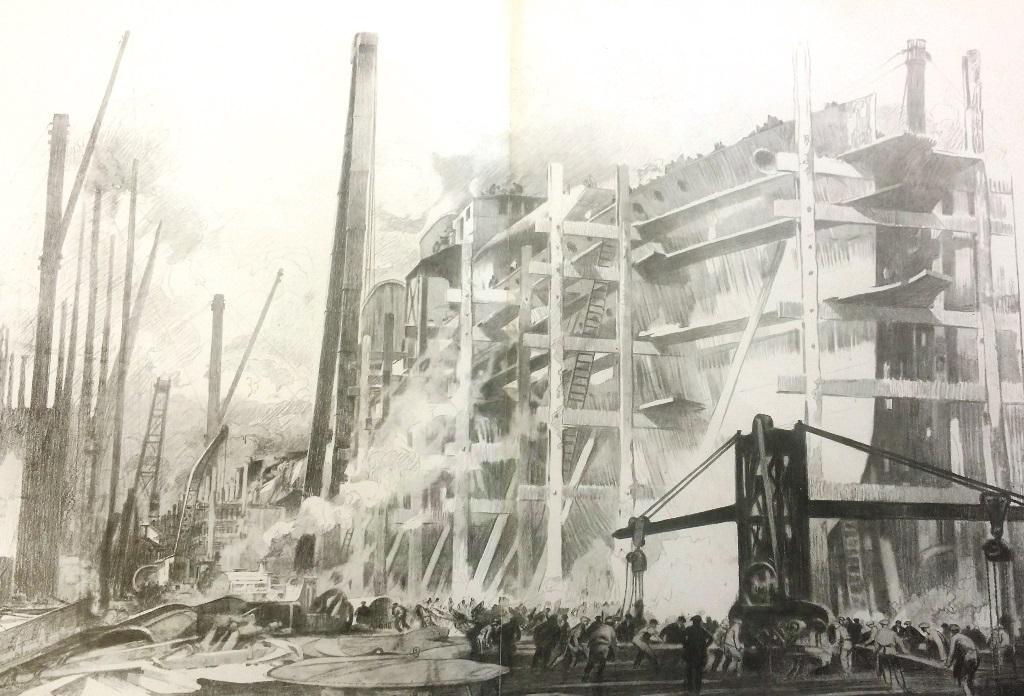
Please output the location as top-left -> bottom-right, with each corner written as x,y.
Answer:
54,301 -> 67,406
98,159 -> 137,609
17,356 -> 27,409
964,49 -> 1018,629
355,335 -> 372,479
62,214 -> 85,408
96,240 -> 115,417
30,114 -> 69,412
794,45 -> 829,605
516,245 -> 534,595
381,313 -> 394,421
408,486 -> 423,598
452,203 -> 474,600
543,163 -> 565,597
615,165 -> 634,539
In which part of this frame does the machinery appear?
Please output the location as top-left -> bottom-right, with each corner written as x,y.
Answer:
130,426 -> 229,591
614,414 -> 1023,672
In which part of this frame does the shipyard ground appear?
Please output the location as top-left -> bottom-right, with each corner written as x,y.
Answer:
189,639 -> 1017,695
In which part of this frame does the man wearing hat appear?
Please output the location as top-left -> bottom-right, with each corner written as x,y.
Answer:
870,619 -> 899,686
861,620 -> 877,647
834,617 -> 853,674
723,615 -> 745,676
682,615 -> 714,693
582,615 -> 617,683
989,616 -> 1015,669
945,624 -> 979,696
920,622 -> 946,662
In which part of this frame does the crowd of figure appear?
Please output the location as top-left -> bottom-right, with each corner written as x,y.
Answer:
831,613 -> 1015,695
358,594 -> 1015,696
423,598 -> 738,693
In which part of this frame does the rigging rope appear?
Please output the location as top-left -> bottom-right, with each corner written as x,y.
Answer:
798,423 -> 1024,506
642,432 -> 740,519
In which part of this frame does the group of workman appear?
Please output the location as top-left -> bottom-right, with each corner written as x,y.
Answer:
445,599 -> 740,693
832,614 -> 1015,695
382,596 -> 1013,696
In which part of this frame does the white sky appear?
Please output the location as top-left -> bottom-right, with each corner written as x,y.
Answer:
2,0 -> 1023,405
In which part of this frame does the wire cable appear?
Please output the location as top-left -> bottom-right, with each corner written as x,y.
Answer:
641,432 -> 740,519
797,422 -> 1024,506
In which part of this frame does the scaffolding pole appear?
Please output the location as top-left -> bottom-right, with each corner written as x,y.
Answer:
543,164 -> 565,597
794,44 -> 829,606
615,165 -> 634,531
452,201 -> 474,599
516,245 -> 534,595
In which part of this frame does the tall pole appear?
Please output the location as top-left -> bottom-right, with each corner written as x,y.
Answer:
516,245 -> 534,594
218,269 -> 283,424
56,32 -> 129,248
98,159 -> 136,609
206,294 -> 225,561
452,202 -> 474,599
17,356 -> 27,409
543,163 -> 565,598
97,238 -> 115,412
29,114 -> 69,411
615,165 -> 634,545
794,44 -> 829,604
62,211 -> 86,406
964,48 -> 1017,630
6,354 -> 13,409
81,190 -> 101,420
380,313 -> 394,421
54,301 -> 68,406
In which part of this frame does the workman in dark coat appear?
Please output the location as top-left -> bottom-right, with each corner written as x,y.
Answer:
682,615 -> 713,693
532,613 -> 561,668
496,615 -> 522,671
582,616 -> 617,682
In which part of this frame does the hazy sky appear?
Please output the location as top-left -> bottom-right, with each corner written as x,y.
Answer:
3,0 -> 1023,412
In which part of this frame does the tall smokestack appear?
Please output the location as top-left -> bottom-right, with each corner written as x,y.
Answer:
30,114 -> 69,411
298,32 -> 377,571
207,295 -> 225,441
206,294 -> 225,559
905,39 -> 928,134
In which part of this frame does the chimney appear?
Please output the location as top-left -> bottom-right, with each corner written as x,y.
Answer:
207,294 -> 225,441
206,294 -> 225,560
905,39 -> 928,134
